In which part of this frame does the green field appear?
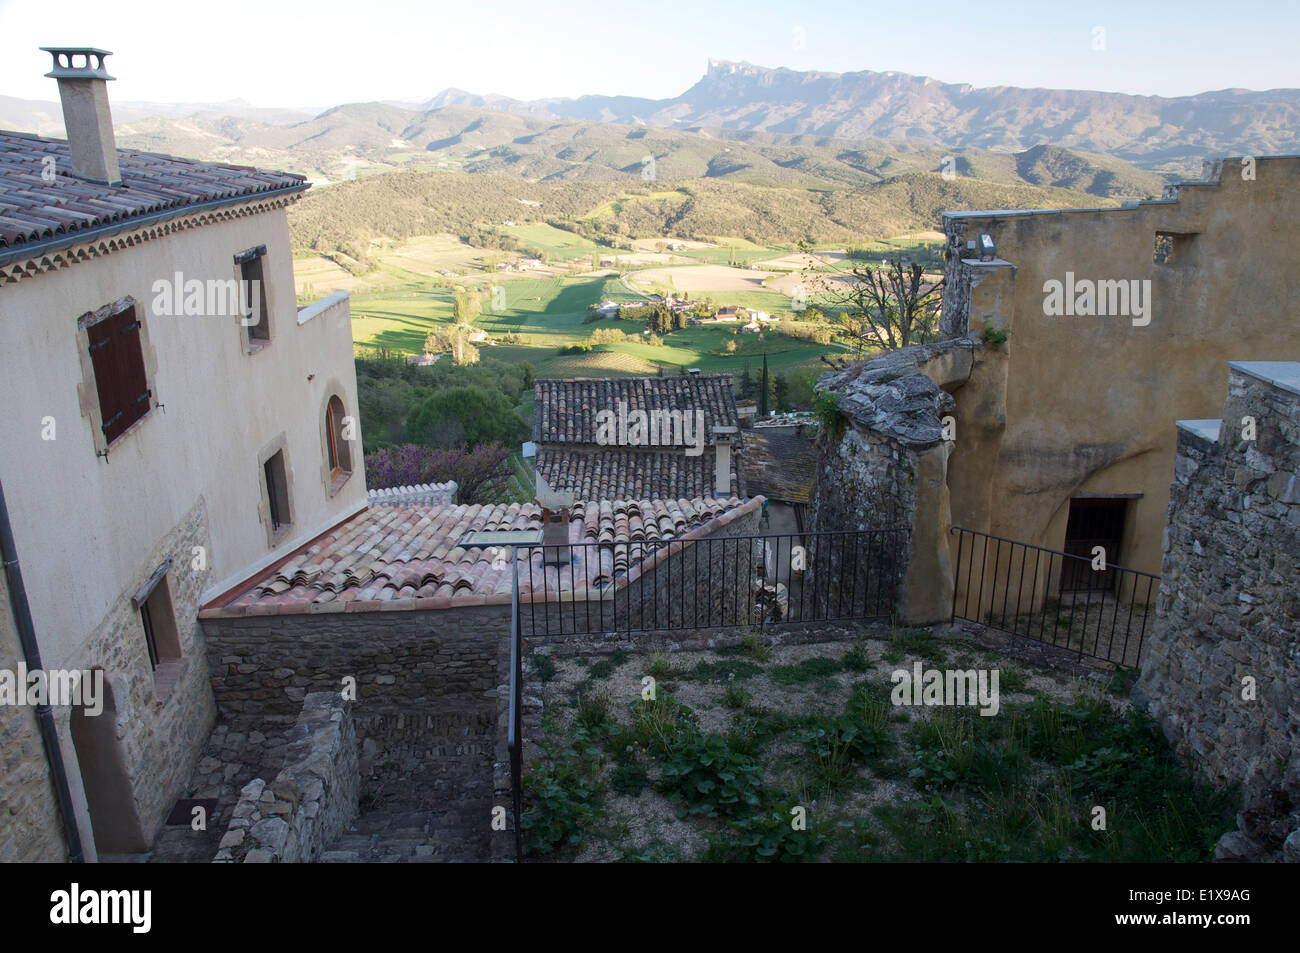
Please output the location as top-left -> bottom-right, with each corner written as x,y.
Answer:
347,271 -> 845,378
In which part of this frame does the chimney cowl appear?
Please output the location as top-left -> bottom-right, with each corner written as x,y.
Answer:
42,47 -> 116,80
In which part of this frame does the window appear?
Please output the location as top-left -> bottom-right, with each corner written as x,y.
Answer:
87,302 -> 151,444
139,578 -> 180,670
1153,231 -> 1197,266
264,449 -> 292,537
132,563 -> 184,701
236,245 -> 269,346
325,395 -> 353,485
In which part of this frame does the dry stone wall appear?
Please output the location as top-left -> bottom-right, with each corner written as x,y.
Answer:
213,692 -> 358,863
1135,363 -> 1300,863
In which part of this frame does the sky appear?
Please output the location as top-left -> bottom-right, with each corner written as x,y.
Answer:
0,0 -> 1295,109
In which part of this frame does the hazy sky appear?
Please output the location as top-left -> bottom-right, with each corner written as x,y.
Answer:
1,0 -> 1295,108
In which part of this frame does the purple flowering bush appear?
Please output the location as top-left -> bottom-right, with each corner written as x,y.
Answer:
365,443 -> 515,504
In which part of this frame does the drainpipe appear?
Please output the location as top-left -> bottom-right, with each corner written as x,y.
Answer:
0,478 -> 85,862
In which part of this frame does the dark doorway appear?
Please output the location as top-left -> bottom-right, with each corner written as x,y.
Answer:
1060,498 -> 1127,593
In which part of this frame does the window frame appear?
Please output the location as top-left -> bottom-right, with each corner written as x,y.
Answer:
235,245 -> 271,351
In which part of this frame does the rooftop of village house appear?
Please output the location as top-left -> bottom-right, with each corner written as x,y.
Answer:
532,373 -> 740,446
200,495 -> 763,617
0,130 -> 307,270
534,446 -> 738,501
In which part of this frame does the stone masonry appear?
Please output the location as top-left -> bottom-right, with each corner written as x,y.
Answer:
213,693 -> 358,863
1135,362 -> 1300,863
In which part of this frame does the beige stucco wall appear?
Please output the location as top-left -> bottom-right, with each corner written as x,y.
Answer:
0,205 -> 366,670
942,157 -> 1300,583
0,202 -> 366,853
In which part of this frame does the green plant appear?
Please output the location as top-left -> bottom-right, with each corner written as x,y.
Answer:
658,731 -> 766,819
738,631 -> 773,662
768,656 -> 843,686
979,325 -> 1009,347
842,644 -> 871,672
702,809 -> 825,862
532,655 -> 557,682
589,649 -> 629,680
722,681 -> 752,709
576,687 -> 612,731
610,759 -> 648,797
812,388 -> 847,443
647,645 -> 677,679
521,739 -> 604,856
629,692 -> 690,754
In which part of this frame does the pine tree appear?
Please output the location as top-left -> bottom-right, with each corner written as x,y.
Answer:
759,354 -> 770,416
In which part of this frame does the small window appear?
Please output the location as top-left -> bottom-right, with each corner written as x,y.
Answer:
139,576 -> 181,671
87,302 -> 151,444
264,449 -> 292,538
236,246 -> 270,346
325,395 -> 353,484
1153,231 -> 1196,266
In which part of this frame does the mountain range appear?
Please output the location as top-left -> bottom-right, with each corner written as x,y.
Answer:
4,59 -> 1296,187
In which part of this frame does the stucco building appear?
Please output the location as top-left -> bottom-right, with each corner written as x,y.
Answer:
0,48 -> 366,860
814,155 -> 1299,626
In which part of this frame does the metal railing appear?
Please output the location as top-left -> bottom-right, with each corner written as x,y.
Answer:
504,527 -> 905,859
950,526 -> 1159,668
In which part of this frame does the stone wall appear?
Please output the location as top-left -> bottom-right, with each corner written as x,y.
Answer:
214,692 -> 358,863
78,496 -> 218,848
812,345 -> 964,623
0,573 -> 68,862
1135,362 -> 1300,862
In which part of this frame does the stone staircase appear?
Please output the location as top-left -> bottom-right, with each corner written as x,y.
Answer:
321,707 -> 497,863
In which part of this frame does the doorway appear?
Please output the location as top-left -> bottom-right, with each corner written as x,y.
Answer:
69,674 -> 148,853
1060,497 -> 1127,593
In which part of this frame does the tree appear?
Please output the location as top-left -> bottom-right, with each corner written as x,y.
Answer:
759,354 -> 770,417
809,255 -> 943,351
774,372 -> 790,412
424,325 -> 480,365
407,386 -> 527,449
739,362 -> 756,400
364,443 -> 514,504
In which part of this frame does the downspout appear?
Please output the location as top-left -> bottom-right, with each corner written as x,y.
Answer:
0,478 -> 85,862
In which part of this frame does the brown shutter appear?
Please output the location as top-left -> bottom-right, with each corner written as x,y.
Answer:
89,305 -> 151,444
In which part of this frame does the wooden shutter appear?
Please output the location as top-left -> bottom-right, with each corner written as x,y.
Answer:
88,305 -> 150,444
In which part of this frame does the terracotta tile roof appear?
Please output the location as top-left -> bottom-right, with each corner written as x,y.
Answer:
743,427 -> 818,504
536,447 -> 738,500
203,496 -> 763,616
532,374 -> 739,445
0,130 -> 307,266
367,482 -> 458,506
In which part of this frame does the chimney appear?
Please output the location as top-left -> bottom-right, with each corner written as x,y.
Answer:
712,426 -> 737,496
42,47 -> 121,186
534,471 -> 574,565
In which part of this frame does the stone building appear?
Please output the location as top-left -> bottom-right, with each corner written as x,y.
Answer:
0,49 -> 366,860
814,155 -> 1300,625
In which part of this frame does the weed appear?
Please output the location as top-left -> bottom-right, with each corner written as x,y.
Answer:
769,656 -> 844,686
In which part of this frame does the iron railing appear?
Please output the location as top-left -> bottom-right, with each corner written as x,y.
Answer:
950,526 -> 1158,668
505,527 -> 905,859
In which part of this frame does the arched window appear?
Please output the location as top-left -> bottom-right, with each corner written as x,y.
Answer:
325,395 -> 352,481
